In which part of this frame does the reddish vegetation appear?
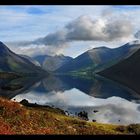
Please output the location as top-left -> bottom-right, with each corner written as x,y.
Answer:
0,117 -> 15,134
0,97 -> 56,134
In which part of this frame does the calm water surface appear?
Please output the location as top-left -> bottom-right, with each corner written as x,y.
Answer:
1,74 -> 140,125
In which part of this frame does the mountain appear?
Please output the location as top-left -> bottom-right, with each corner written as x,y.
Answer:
98,48 -> 140,94
33,54 -> 73,72
33,55 -> 50,66
0,77 -> 43,99
0,41 -> 47,76
56,40 -> 140,74
42,55 -> 73,72
20,55 -> 41,67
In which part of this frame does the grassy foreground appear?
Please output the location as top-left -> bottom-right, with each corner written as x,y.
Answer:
0,97 -> 140,135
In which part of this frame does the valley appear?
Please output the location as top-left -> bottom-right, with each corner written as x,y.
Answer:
2,5 -> 140,135
1,40 -> 140,135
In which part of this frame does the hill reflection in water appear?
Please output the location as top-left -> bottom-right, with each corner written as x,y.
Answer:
1,75 -> 140,125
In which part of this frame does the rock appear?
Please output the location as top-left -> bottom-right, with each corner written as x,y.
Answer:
77,111 -> 89,121
65,111 -> 69,115
20,99 -> 29,105
92,119 -> 96,122
93,110 -> 98,113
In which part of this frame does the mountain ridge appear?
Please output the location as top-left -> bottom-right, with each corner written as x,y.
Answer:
98,48 -> 140,94
56,41 -> 140,74
0,41 -> 47,76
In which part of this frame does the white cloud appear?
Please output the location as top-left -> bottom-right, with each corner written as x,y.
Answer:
6,42 -> 69,57
65,16 -> 133,42
1,6 -> 140,57
32,14 -> 133,46
17,14 -> 133,57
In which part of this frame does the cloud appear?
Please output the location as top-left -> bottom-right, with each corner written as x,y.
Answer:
66,16 -> 133,42
6,42 -> 68,57
33,30 -> 67,46
32,15 -> 133,46
3,6 -> 137,57
0,6 -> 73,42
7,14 -> 134,57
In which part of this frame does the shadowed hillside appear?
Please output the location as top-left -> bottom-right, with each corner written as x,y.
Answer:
0,41 -> 47,76
98,48 -> 140,94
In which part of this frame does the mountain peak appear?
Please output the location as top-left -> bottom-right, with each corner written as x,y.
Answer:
0,41 -> 9,54
88,46 -> 109,53
128,40 -> 140,45
54,54 -> 65,58
0,41 -> 5,46
0,41 -> 46,74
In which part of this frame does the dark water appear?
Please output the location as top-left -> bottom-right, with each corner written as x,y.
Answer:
1,74 -> 140,125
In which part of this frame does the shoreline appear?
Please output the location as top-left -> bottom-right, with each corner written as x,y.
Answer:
0,97 -> 140,135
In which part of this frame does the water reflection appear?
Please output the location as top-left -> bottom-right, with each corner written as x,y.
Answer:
33,75 -> 140,101
0,74 -> 140,124
12,88 -> 140,125
0,77 -> 42,99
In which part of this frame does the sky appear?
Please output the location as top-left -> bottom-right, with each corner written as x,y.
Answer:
1,5 -> 140,58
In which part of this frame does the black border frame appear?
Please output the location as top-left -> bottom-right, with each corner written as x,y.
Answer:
0,0 -> 140,140
0,0 -> 140,5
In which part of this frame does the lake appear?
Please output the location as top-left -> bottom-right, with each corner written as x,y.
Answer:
1,74 -> 140,125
